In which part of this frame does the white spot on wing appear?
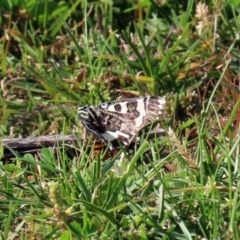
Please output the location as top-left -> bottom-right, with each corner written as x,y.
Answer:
135,98 -> 147,127
102,130 -> 130,142
157,98 -> 166,109
158,98 -> 166,114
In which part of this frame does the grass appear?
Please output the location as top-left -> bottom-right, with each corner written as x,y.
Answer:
0,0 -> 240,239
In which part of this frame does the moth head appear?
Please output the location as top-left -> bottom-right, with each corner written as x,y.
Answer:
78,105 -> 106,142
78,106 -> 90,121
78,106 -> 100,123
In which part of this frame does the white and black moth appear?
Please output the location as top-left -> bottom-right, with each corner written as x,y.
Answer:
78,96 -> 166,146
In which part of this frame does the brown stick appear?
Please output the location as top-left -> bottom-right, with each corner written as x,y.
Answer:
1,134 -> 80,149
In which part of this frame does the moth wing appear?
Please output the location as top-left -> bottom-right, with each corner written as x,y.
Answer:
98,96 -> 165,145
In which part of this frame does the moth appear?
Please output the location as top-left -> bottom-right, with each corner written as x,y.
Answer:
78,96 -> 166,146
